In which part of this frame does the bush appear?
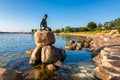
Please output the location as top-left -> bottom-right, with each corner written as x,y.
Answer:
79,27 -> 89,32
118,26 -> 120,33
87,22 -> 97,31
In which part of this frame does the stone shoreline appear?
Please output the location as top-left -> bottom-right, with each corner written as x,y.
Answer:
1,30 -> 120,80
58,30 -> 120,80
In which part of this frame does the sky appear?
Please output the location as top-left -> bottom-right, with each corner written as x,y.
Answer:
0,0 -> 120,32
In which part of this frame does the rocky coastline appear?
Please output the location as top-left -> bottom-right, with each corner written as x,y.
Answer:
0,30 -> 120,80
90,30 -> 120,80
58,30 -> 120,80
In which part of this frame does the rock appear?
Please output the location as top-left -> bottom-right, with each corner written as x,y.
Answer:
24,70 -> 35,80
47,64 -> 57,71
76,46 -> 82,50
94,67 -> 110,80
29,47 -> 42,65
111,76 -> 120,80
0,68 -> 23,80
26,49 -> 33,55
34,64 -> 56,80
69,40 -> 75,44
112,34 -> 120,37
78,66 -> 85,69
94,66 -> 120,80
72,73 -> 91,80
54,60 -> 63,67
108,30 -> 119,35
71,43 -> 77,47
76,43 -> 82,50
93,45 -> 120,80
41,45 -> 66,64
84,42 -> 90,48
86,38 -> 92,43
80,70 -> 87,73
34,30 -> 55,47
65,45 -> 76,50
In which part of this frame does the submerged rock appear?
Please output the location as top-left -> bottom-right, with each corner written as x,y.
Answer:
26,49 -> 33,55
65,45 -> 76,50
69,40 -> 75,45
27,30 -> 67,80
47,64 -> 57,71
0,68 -> 23,80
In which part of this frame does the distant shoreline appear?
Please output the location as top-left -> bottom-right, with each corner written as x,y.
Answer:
0,32 -> 32,34
56,32 -> 97,38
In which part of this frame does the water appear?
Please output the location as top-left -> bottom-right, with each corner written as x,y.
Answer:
54,34 -> 92,63
0,33 -> 95,79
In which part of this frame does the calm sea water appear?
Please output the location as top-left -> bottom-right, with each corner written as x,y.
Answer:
0,34 -> 92,72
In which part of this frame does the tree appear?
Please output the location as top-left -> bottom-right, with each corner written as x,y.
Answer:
79,27 -> 89,32
109,21 -> 115,29
87,22 -> 97,31
31,29 -> 34,33
97,23 -> 103,31
114,18 -> 120,29
35,29 -> 37,32
103,22 -> 109,29
64,26 -> 71,32
61,28 -> 64,32
54,29 -> 60,33
114,18 -> 120,33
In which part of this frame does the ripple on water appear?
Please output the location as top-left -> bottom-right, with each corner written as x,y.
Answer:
0,34 -> 96,80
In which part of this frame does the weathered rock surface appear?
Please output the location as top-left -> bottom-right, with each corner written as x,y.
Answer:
0,68 -> 23,80
27,30 -> 67,80
65,38 -> 92,50
29,47 -> 42,65
34,30 -> 55,47
26,49 -> 33,55
41,45 -> 66,64
90,30 -> 120,80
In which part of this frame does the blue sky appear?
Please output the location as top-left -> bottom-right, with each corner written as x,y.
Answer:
0,0 -> 120,32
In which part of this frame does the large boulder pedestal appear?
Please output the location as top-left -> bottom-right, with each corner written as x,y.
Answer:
28,30 -> 66,80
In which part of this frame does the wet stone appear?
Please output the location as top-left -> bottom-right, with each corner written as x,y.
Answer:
80,69 -> 87,73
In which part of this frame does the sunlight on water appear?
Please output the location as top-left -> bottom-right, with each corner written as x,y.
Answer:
0,34 -> 96,80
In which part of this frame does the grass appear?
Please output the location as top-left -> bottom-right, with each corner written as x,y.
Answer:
71,30 -> 111,34
59,30 -> 111,35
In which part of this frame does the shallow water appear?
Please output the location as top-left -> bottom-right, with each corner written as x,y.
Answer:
0,33 -> 96,79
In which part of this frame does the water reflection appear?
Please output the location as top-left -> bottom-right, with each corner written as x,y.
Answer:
0,34 -> 96,80
33,64 -> 57,80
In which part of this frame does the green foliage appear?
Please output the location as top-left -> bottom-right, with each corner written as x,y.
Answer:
31,29 -> 34,33
114,18 -> 120,28
97,23 -> 102,31
71,27 -> 79,32
54,29 -> 60,33
79,27 -> 89,32
103,22 -> 109,29
61,28 -> 64,32
53,17 -> 120,33
87,22 -> 97,31
118,26 -> 120,34
35,29 -> 37,32
64,26 -> 71,32
109,21 -> 115,29
31,29 -> 37,34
